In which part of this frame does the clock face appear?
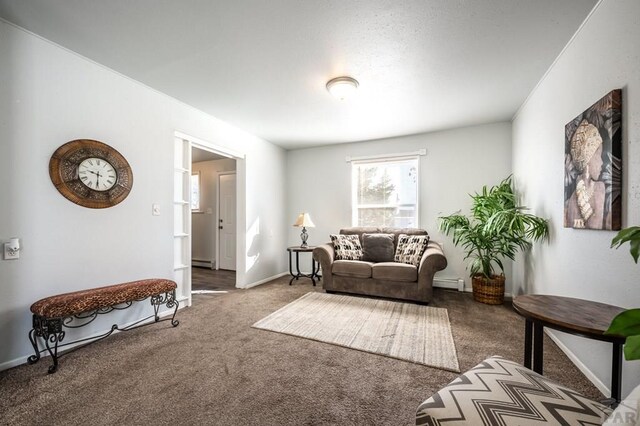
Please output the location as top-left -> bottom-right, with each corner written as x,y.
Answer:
49,139 -> 133,209
78,157 -> 118,191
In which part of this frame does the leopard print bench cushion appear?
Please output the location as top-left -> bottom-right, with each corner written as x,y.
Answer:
30,279 -> 177,318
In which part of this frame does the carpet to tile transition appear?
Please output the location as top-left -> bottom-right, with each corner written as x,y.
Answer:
252,292 -> 460,372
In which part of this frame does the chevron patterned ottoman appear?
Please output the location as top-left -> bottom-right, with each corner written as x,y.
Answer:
416,356 -> 612,425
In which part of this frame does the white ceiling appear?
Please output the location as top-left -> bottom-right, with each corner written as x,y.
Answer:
0,0 -> 597,149
192,147 -> 226,164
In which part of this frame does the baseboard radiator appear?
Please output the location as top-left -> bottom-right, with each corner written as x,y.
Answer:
433,277 -> 465,292
192,259 -> 215,269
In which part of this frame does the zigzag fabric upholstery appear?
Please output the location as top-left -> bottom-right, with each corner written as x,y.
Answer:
416,356 -> 611,425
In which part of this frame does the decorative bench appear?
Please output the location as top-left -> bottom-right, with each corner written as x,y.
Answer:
28,278 -> 180,373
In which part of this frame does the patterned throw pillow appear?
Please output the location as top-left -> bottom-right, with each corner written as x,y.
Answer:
394,234 -> 430,266
330,234 -> 363,261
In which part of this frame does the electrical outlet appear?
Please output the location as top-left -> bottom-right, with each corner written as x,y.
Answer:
4,243 -> 19,260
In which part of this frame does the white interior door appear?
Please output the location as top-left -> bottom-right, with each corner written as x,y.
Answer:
218,173 -> 236,271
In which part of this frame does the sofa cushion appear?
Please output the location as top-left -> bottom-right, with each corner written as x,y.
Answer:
361,233 -> 395,262
394,234 -> 430,266
372,262 -> 417,282
330,234 -> 363,260
339,227 -> 380,248
339,227 -> 381,234
416,356 -> 612,426
332,260 -> 374,278
380,227 -> 428,249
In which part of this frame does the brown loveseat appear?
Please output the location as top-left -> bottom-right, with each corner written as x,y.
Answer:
312,227 -> 447,304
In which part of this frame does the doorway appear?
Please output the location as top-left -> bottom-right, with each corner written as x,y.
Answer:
191,148 -> 237,291
173,132 -> 244,306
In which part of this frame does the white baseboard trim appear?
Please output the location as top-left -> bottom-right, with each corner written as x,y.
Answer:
433,280 -> 513,300
0,353 -> 34,372
0,302 -> 187,372
544,329 -> 609,396
192,260 -> 214,268
241,272 -> 288,289
433,278 -> 465,291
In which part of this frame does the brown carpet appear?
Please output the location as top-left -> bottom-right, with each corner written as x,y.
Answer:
0,277 -> 603,425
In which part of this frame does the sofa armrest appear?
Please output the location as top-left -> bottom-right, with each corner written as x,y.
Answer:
417,241 -> 448,301
313,244 -> 335,288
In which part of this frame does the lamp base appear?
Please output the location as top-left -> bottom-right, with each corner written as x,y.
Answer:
300,227 -> 309,248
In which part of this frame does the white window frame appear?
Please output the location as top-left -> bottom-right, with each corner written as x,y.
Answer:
190,171 -> 201,212
350,155 -> 420,228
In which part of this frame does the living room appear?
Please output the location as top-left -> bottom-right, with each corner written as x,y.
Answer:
1,0 -> 639,424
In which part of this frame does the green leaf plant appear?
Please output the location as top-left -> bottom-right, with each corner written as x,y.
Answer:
606,226 -> 640,360
438,176 -> 549,279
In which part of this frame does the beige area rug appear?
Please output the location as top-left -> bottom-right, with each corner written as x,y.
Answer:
252,292 -> 460,372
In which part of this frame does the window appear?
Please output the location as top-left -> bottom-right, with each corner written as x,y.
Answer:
190,172 -> 201,211
352,157 -> 419,227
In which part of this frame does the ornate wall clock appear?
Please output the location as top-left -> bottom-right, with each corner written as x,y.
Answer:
49,139 -> 133,209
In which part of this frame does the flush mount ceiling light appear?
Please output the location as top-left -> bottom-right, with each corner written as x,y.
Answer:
326,76 -> 359,100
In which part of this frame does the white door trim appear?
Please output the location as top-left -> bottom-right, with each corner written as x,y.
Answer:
173,136 -> 192,306
176,131 -> 245,160
174,131 -> 245,295
216,171 -> 237,271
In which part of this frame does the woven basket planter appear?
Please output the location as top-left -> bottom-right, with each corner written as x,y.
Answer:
471,274 -> 505,305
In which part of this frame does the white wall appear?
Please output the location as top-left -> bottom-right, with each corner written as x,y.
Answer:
287,122 -> 513,289
512,0 -> 640,397
0,20 -> 287,369
191,159 -> 236,265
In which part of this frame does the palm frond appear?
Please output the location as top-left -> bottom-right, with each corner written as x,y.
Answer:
438,176 -> 549,278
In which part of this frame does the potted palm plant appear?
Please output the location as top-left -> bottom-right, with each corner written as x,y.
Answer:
438,176 -> 549,304
606,226 -> 640,360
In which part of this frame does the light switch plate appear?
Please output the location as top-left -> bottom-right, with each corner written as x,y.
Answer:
152,204 -> 160,216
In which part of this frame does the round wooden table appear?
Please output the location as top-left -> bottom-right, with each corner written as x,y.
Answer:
512,294 -> 626,403
287,246 -> 321,286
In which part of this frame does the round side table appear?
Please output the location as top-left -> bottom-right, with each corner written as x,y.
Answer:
513,294 -> 625,403
287,246 -> 321,286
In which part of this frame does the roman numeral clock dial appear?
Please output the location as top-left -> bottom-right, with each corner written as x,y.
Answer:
49,139 -> 133,209
78,158 -> 118,191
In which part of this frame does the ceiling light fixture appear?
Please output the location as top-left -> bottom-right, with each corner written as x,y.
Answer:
326,76 -> 359,100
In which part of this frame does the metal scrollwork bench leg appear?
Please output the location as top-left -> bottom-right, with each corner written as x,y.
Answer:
151,290 -> 180,327
28,316 -> 65,373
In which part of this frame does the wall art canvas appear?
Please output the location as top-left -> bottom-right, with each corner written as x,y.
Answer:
564,89 -> 622,230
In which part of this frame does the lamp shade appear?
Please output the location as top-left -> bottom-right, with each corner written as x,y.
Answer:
293,213 -> 315,228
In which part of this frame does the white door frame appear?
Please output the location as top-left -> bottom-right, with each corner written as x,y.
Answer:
216,171 -> 237,271
174,131 -> 244,303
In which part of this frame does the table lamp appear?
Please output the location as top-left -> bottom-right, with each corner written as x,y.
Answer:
293,213 -> 315,248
